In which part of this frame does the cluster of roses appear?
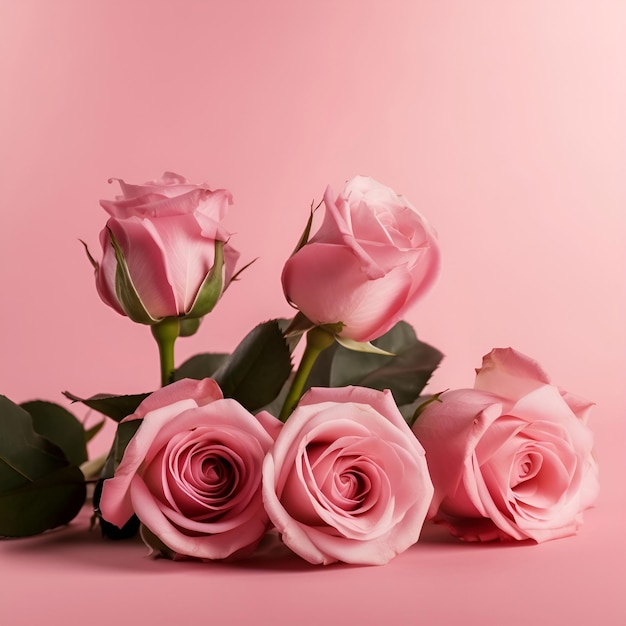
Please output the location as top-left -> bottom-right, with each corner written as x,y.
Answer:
92,173 -> 598,566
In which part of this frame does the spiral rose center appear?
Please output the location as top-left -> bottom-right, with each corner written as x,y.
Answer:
335,469 -> 370,508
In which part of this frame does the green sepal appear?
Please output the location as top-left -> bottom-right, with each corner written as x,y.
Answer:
229,257 -> 258,283
140,524 -> 178,560
80,239 -> 99,270
334,336 -> 396,356
406,392 -> 446,427
283,311 -> 316,338
179,317 -> 202,337
319,321 -> 345,335
108,227 -> 159,325
290,199 -> 321,257
186,239 -> 225,319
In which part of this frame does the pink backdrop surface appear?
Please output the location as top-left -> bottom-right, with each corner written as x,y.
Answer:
1,1 -> 624,624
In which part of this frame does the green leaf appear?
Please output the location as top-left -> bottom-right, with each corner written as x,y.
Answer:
21,400 -> 88,466
85,420 -> 105,443
93,479 -> 140,540
276,317 -> 305,353
92,419 -> 143,540
63,391 -> 149,422
0,396 -> 69,491
304,321 -> 444,406
0,395 -> 86,537
108,227 -> 159,325
186,240 -> 225,318
173,353 -> 229,382
0,465 -> 86,537
100,419 -> 143,481
212,320 -> 292,412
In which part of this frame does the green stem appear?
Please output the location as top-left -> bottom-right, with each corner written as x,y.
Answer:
279,327 -> 335,422
151,317 -> 180,387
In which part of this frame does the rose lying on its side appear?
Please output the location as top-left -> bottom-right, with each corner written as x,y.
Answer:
412,348 -> 599,543
100,378 -> 281,559
282,176 -> 440,342
263,386 -> 434,565
95,172 -> 240,323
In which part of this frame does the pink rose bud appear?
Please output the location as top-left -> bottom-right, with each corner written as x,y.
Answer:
412,348 -> 599,543
282,176 -> 440,342
100,378 -> 281,560
93,172 -> 240,324
262,386 -> 434,565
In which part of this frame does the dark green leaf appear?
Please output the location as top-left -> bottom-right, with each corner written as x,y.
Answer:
276,317 -> 305,353
173,353 -> 229,382
0,465 -> 86,537
21,400 -> 88,466
92,419 -> 143,540
63,391 -> 149,422
93,479 -> 140,540
256,373 -> 293,418
213,320 -> 292,412
0,396 -> 69,492
85,420 -> 105,443
100,419 -> 143,481
305,322 -> 444,406
0,395 -> 86,537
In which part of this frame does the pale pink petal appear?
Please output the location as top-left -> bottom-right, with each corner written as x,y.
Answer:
412,390 -> 506,516
133,378 -> 222,419
130,477 -> 268,560
474,348 -> 551,401
99,398 -> 199,527
104,217 -> 178,319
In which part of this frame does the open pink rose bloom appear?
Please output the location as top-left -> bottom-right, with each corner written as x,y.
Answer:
282,176 -> 440,342
100,378 -> 281,560
412,348 -> 599,542
263,386 -> 434,565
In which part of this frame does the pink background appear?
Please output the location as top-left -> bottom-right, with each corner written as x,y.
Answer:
1,1 -> 624,624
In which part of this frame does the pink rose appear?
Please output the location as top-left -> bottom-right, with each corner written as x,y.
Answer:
281,176 -> 440,342
100,378 -> 281,560
95,172 -> 240,323
412,348 -> 599,542
262,386 -> 434,565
